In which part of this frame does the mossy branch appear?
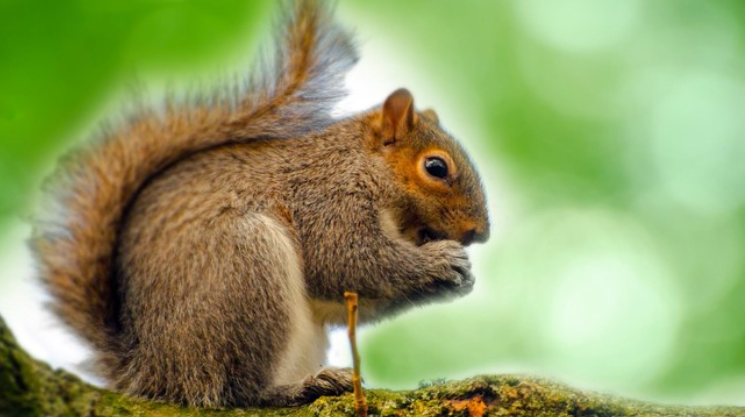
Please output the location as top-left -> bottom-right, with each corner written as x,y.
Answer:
1,315 -> 743,417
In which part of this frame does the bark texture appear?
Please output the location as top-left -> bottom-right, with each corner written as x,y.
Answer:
1,315 -> 743,417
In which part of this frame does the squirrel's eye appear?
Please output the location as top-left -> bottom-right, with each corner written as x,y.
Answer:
424,157 -> 448,179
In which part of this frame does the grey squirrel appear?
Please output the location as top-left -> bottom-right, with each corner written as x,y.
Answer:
32,0 -> 489,408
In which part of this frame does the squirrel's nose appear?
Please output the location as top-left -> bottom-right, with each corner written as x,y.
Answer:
460,227 -> 489,246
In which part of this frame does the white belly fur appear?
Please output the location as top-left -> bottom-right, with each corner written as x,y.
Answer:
255,213 -> 328,386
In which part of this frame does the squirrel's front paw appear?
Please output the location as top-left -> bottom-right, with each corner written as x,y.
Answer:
422,240 -> 474,295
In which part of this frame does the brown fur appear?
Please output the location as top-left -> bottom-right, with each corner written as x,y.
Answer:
31,0 -> 489,408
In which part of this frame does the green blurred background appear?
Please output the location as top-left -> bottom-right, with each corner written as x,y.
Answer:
1,0 -> 745,406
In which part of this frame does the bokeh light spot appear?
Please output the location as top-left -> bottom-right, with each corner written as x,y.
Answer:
547,254 -> 679,384
514,0 -> 642,52
648,73 -> 745,214
491,208 -> 681,391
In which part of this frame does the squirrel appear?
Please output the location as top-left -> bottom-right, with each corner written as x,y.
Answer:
31,0 -> 489,409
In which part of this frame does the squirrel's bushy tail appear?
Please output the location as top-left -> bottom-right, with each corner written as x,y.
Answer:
31,0 -> 356,369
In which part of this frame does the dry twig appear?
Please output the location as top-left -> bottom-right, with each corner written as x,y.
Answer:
344,291 -> 368,417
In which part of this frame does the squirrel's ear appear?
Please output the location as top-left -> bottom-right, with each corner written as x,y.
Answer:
381,88 -> 416,145
422,108 -> 439,124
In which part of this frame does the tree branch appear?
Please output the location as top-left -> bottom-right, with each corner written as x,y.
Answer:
1,315 -> 743,417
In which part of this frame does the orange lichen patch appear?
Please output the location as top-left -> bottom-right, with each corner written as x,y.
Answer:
450,395 -> 488,417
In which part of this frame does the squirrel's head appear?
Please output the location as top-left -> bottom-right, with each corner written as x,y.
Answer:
371,88 -> 490,247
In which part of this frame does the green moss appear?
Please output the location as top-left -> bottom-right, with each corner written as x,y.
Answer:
0,315 -> 42,416
2,315 -> 745,416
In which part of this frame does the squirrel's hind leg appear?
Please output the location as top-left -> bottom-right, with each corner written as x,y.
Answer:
219,211 -> 343,406
247,213 -> 354,406
118,208 -> 330,407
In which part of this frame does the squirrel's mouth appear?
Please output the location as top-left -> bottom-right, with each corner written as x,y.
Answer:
417,227 -> 446,246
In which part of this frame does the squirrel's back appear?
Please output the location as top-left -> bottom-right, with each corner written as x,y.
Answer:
31,0 -> 357,377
